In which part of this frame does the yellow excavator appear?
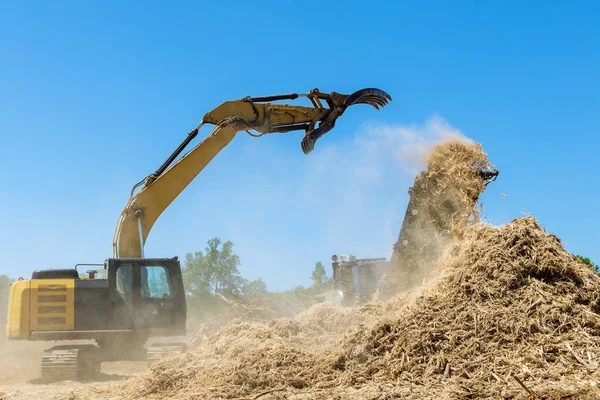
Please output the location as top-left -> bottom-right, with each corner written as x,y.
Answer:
5,87 -> 391,381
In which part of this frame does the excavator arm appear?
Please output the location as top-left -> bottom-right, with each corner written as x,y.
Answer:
113,88 -> 392,258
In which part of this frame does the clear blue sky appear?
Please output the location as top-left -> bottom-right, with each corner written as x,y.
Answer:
1,1 -> 598,290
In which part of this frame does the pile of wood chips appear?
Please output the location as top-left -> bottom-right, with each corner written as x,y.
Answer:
112,217 -> 600,399
100,141 -> 600,400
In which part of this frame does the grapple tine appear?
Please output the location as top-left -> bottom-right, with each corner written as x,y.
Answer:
300,87 -> 392,155
343,88 -> 392,110
350,99 -> 379,109
349,97 -> 387,110
357,95 -> 389,107
301,135 -> 316,155
364,93 -> 391,104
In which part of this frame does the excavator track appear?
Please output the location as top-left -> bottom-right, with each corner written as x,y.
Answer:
41,345 -> 100,383
147,342 -> 187,365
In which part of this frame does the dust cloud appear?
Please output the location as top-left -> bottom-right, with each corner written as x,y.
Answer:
298,116 -> 477,265
379,139 -> 494,297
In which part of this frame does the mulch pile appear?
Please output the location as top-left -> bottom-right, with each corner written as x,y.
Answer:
105,140 -> 600,400
330,217 -> 600,399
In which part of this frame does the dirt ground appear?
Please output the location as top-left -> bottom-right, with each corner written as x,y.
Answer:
0,340 -> 147,400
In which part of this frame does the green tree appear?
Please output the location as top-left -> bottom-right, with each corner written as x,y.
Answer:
182,238 -> 244,319
310,262 -> 328,289
183,238 -> 243,296
241,278 -> 268,299
293,285 -> 307,294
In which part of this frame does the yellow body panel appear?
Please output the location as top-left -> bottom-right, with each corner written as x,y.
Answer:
6,280 -> 30,339
29,280 -> 75,331
202,101 -> 322,132
114,121 -> 241,258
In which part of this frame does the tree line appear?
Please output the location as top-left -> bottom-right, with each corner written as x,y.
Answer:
182,237 -> 331,321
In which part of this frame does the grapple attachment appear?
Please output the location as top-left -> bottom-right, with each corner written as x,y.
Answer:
200,87 -> 391,155
343,88 -> 392,109
301,88 -> 392,154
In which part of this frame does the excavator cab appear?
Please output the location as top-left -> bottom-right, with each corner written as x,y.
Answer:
108,258 -> 186,331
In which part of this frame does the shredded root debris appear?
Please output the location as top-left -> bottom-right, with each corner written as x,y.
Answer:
112,217 -> 600,400
69,140 -> 600,400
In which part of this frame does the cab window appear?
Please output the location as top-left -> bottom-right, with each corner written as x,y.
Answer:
141,266 -> 172,298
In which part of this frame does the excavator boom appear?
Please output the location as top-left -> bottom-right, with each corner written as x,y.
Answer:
113,88 -> 392,258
